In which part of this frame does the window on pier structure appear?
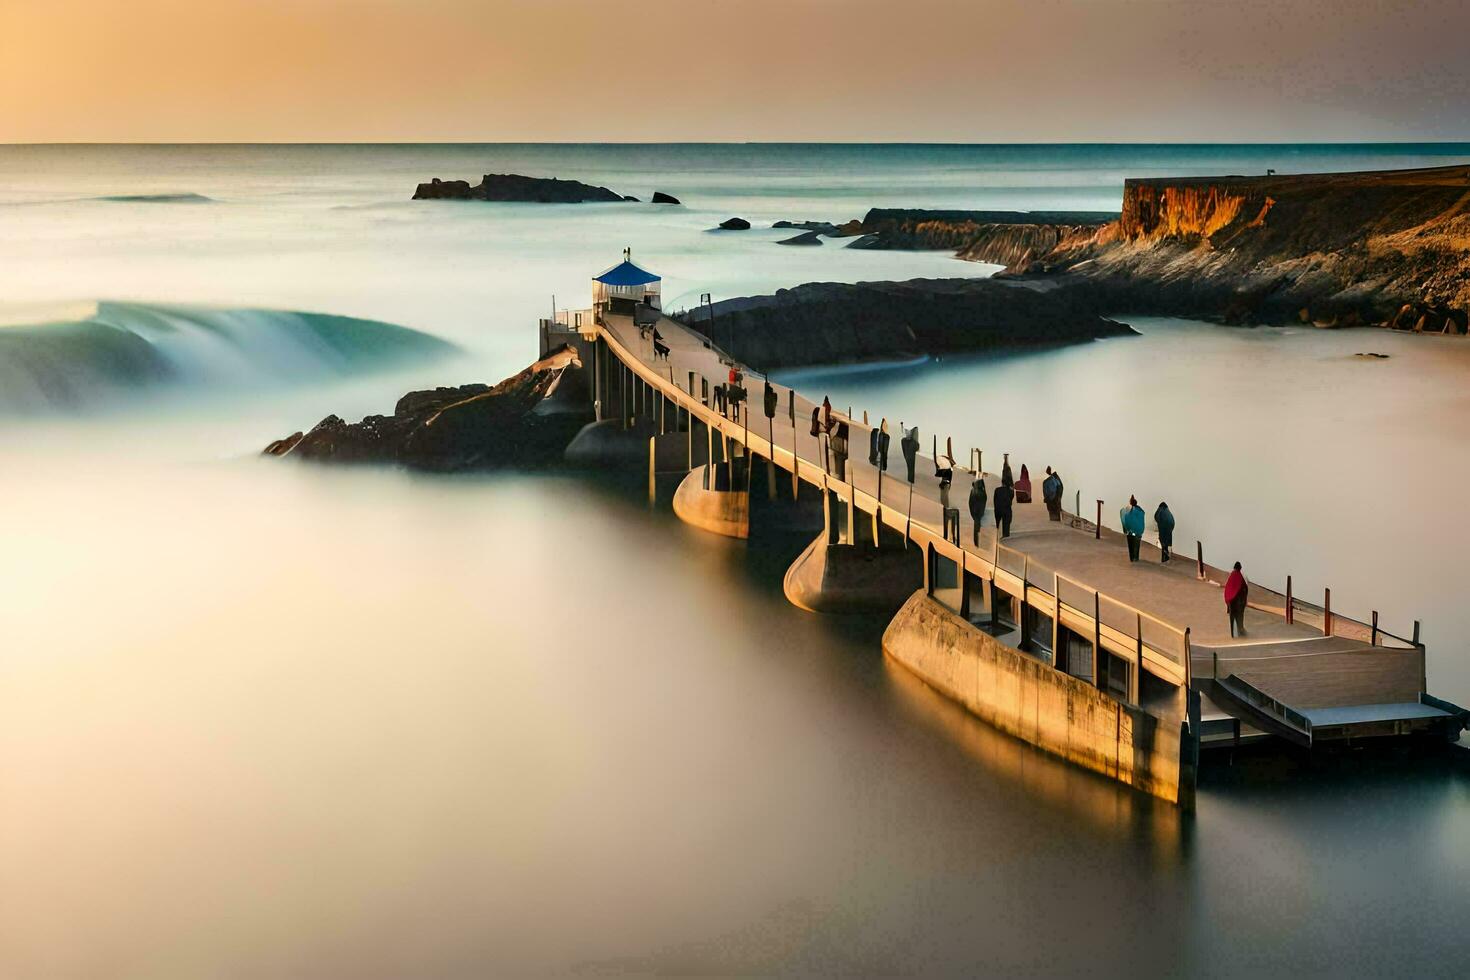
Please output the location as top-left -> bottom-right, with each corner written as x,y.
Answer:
1103,653 -> 1131,702
1023,606 -> 1054,666
1059,629 -> 1094,683
928,546 -> 962,614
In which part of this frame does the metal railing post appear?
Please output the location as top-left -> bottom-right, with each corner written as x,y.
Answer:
1323,587 -> 1332,636
1286,575 -> 1293,624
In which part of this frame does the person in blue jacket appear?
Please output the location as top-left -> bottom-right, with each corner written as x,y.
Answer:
1120,496 -> 1146,562
1154,501 -> 1176,563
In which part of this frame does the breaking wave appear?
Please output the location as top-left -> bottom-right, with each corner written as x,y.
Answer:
0,301 -> 457,414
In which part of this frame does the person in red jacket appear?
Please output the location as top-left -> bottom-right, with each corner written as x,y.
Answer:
1224,562 -> 1249,637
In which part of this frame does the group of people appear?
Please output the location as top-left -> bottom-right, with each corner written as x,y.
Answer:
963,456 -> 1062,542
1117,497 -> 1176,564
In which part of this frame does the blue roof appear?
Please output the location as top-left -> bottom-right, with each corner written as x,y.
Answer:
594,260 -> 660,287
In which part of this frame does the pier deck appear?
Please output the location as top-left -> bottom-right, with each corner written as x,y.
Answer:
588,309 -> 1462,747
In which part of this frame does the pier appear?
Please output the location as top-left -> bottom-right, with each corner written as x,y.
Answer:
540,257 -> 1469,806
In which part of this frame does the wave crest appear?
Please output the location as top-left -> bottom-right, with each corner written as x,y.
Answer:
0,302 -> 457,414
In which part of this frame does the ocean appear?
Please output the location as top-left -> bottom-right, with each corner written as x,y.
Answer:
1,143 -> 1468,976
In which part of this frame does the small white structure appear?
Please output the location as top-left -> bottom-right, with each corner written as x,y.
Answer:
593,248 -> 661,321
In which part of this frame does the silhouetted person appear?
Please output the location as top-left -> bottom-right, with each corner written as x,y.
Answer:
877,420 -> 891,471
901,425 -> 919,483
822,396 -> 833,434
1001,453 -> 1014,489
1042,466 -> 1064,521
1121,495 -> 1145,562
809,407 -> 821,438
831,422 -> 849,481
1225,562 -> 1249,637
993,479 -> 1014,538
1154,501 -> 1175,563
869,424 -> 879,465
1015,464 -> 1032,503
969,476 -> 987,544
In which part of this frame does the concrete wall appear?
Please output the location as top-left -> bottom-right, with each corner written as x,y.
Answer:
883,590 -> 1189,804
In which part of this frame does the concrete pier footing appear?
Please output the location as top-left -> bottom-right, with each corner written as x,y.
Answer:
564,418 -> 656,467
672,465 -> 750,538
784,534 -> 925,615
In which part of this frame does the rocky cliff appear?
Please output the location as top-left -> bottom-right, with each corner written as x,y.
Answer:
1030,165 -> 1470,331
412,173 -> 625,203
677,278 -> 1135,369
263,347 -> 592,470
857,209 -> 1118,252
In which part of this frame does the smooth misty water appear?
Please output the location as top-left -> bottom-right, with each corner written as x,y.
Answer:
1,144 -> 1468,976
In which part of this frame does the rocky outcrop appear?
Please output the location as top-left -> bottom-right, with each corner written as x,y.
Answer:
262,347 -> 591,470
777,231 -> 824,246
651,191 -> 681,204
412,174 -> 625,203
1033,165 -> 1470,330
955,222 -> 1109,273
676,279 -> 1135,369
857,209 -> 1118,251
718,217 -> 751,230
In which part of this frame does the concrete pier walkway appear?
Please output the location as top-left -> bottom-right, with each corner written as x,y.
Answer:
565,306 -> 1461,754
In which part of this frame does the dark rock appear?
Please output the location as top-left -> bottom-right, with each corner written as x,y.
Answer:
262,347 -> 591,471
412,173 -> 625,203
651,191 -> 681,204
773,220 -> 841,236
675,278 -> 1135,369
718,217 -> 751,230
623,195 -> 641,202
845,233 -> 889,250
262,431 -> 304,456
777,231 -> 824,246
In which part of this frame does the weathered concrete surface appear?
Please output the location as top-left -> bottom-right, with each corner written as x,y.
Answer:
784,535 -> 924,615
672,465 -> 749,539
883,591 -> 1188,803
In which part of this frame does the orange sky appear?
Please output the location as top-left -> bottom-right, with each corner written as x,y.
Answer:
2,0 -> 1467,142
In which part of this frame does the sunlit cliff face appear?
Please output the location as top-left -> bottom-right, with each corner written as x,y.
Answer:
2,0 -> 1468,142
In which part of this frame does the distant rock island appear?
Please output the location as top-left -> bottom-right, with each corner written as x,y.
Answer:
412,173 -> 626,203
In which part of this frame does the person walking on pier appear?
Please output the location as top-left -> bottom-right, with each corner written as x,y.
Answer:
969,475 -> 987,544
1001,453 -> 1014,488
1154,501 -> 1176,563
993,478 -> 1014,538
877,420 -> 891,472
1121,496 -> 1145,562
901,425 -> 919,483
1225,562 -> 1249,637
869,424 -> 880,466
831,422 -> 850,481
1015,464 -> 1033,503
1042,467 -> 1064,521
821,396 -> 833,435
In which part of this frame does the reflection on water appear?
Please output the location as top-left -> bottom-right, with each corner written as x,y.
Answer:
1,450 -> 1465,976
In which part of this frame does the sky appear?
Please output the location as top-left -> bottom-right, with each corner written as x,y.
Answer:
2,0 -> 1467,143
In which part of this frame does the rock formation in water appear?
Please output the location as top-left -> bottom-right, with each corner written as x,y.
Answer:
777,231 -> 825,246
263,347 -> 591,471
651,191 -> 681,204
718,217 -> 751,230
856,209 -> 1119,254
412,174 -> 626,203
1034,165 -> 1470,330
677,279 -> 1135,369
